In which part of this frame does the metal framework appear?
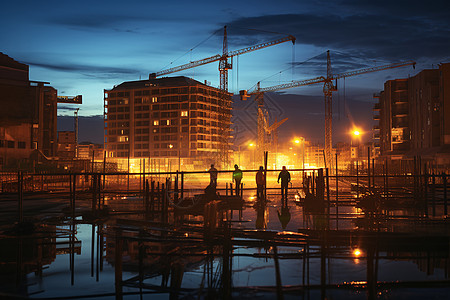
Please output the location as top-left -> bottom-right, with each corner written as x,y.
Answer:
241,53 -> 416,170
150,26 -> 295,167
150,27 -> 296,87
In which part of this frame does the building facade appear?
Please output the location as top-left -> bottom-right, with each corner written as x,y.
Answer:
374,63 -> 450,169
104,76 -> 232,169
57,131 -> 76,159
0,53 -> 58,169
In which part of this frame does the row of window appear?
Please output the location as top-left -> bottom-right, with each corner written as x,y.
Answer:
107,98 -> 229,111
113,148 -> 224,158
0,140 -> 26,149
107,126 -> 220,141
107,87 -> 226,99
107,139 -> 219,151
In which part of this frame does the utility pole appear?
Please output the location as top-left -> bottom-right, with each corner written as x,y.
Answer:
323,50 -> 337,172
74,108 -> 79,158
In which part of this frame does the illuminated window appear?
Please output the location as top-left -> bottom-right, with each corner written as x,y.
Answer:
152,97 -> 158,103
153,120 -> 159,126
118,136 -> 128,142
181,111 -> 188,117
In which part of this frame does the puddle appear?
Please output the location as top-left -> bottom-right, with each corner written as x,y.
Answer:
1,187 -> 450,299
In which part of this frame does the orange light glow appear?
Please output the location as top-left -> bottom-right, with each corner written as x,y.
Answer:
353,130 -> 360,136
353,248 -> 362,256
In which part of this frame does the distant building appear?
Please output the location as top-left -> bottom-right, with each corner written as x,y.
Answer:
77,143 -> 104,160
374,63 -> 450,169
57,131 -> 76,159
104,76 -> 232,169
0,53 -> 57,169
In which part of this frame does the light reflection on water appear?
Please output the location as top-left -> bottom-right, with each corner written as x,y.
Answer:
1,191 -> 450,299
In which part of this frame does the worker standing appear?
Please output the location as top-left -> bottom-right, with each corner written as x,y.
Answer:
255,166 -> 265,201
277,166 -> 291,200
208,164 -> 218,187
232,164 -> 243,197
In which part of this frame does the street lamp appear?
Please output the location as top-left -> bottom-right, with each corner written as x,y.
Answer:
349,128 -> 363,177
350,128 -> 362,159
168,144 -> 173,173
294,138 -> 305,170
249,143 -> 255,169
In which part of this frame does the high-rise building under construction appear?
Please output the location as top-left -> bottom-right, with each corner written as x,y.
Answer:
104,76 -> 232,170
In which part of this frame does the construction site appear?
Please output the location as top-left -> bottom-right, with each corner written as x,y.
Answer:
1,26 -> 450,300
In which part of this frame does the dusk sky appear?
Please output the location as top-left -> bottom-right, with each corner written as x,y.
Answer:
1,0 -> 449,143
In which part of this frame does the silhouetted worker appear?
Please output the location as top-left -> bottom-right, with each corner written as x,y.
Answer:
277,166 -> 291,200
208,164 -> 218,187
255,166 -> 265,201
204,182 -> 217,202
232,164 -> 243,196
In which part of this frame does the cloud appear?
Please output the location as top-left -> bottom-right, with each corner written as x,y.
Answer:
225,10 -> 450,63
24,61 -> 141,79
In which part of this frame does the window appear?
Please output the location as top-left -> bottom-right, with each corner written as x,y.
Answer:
152,97 -> 158,103
118,136 -> 128,142
153,120 -> 159,126
181,111 -> 188,117
7,141 -> 14,148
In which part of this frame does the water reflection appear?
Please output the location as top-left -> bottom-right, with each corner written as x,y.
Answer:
1,192 -> 450,299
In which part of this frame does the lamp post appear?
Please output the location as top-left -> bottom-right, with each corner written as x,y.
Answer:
351,129 -> 361,159
249,143 -> 255,169
350,128 -> 362,175
178,136 -> 182,171
169,144 -> 173,173
294,138 -> 305,170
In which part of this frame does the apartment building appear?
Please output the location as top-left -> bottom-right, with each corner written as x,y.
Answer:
104,76 -> 232,169
374,63 -> 450,168
0,53 -> 58,169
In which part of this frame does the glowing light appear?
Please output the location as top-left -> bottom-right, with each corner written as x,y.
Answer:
353,248 -> 362,257
169,144 -> 173,148
294,139 -> 300,144
353,130 -> 360,136
249,143 -> 255,147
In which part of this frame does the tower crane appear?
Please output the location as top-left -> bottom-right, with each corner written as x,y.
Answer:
150,26 -> 296,92
150,26 -> 295,167
240,52 -> 416,169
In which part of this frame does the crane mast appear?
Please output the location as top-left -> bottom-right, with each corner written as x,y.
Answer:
324,50 -> 337,169
241,53 -> 416,171
150,27 -> 295,167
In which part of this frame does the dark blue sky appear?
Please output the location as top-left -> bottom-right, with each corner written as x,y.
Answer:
2,0 -> 450,142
